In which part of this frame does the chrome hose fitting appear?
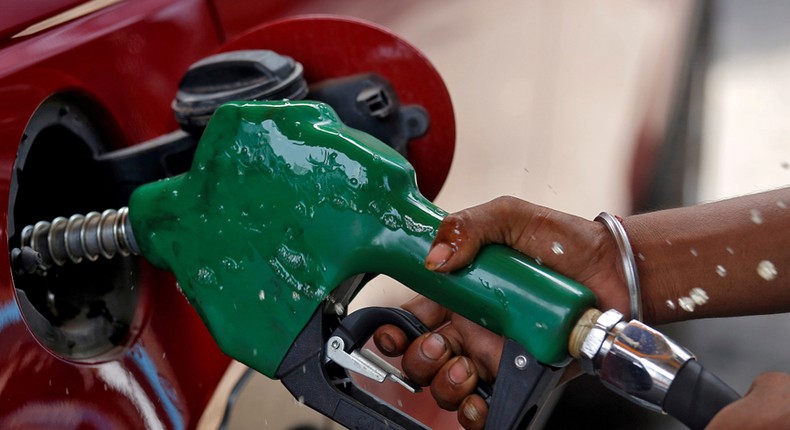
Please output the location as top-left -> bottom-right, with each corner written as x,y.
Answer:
20,207 -> 139,270
573,309 -> 695,413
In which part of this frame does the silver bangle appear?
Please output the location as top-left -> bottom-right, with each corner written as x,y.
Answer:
595,212 -> 642,321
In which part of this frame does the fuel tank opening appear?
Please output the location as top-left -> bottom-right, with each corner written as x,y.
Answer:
7,94 -> 142,362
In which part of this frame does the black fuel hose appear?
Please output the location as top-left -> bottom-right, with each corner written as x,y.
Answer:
664,360 -> 741,430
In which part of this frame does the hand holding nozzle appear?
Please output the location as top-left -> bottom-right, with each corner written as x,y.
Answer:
375,192 -> 790,430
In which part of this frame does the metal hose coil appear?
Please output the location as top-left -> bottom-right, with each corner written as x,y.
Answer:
20,207 -> 139,269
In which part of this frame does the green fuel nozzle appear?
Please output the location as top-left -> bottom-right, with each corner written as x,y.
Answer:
124,100 -> 596,377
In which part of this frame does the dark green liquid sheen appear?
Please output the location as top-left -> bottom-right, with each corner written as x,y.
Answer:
128,101 -> 596,377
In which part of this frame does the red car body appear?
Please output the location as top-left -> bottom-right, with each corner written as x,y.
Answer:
0,2 -> 454,428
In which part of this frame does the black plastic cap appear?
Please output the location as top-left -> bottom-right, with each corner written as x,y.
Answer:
172,50 -> 308,134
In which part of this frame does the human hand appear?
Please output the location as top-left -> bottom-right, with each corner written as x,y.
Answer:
374,196 -> 629,429
706,372 -> 790,430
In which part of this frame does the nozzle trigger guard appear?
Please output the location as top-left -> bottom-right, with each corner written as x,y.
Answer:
330,306 -> 428,351
276,304 -> 565,429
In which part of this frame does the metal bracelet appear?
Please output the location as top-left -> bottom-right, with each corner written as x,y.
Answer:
595,212 -> 642,321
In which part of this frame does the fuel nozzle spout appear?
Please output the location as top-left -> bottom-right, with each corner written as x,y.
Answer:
16,207 -> 139,273
569,309 -> 740,430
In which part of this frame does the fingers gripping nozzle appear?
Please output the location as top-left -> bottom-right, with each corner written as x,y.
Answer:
17,207 -> 139,272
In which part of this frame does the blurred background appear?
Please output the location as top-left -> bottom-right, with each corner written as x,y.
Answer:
201,0 -> 790,428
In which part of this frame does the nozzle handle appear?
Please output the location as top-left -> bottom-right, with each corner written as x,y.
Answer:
371,233 -> 598,368
664,360 -> 741,430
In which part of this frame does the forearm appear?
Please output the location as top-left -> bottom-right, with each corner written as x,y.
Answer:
622,188 -> 789,324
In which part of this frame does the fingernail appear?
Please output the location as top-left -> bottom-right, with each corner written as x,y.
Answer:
462,401 -> 481,422
449,357 -> 472,385
425,243 -> 454,271
379,333 -> 395,354
420,333 -> 446,360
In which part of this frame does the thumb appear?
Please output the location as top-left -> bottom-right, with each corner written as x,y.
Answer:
425,197 -> 543,272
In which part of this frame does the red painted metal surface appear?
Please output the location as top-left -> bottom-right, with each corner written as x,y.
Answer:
0,0 -> 85,41
0,4 -> 456,428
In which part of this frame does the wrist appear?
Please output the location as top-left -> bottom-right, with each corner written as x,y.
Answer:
620,215 -> 684,325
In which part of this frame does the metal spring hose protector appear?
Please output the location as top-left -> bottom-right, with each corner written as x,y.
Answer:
20,207 -> 139,269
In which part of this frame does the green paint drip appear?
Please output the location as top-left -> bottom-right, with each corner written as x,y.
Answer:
128,101 -> 596,377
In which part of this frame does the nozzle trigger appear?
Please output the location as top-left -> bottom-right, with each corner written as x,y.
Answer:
325,336 -> 421,393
